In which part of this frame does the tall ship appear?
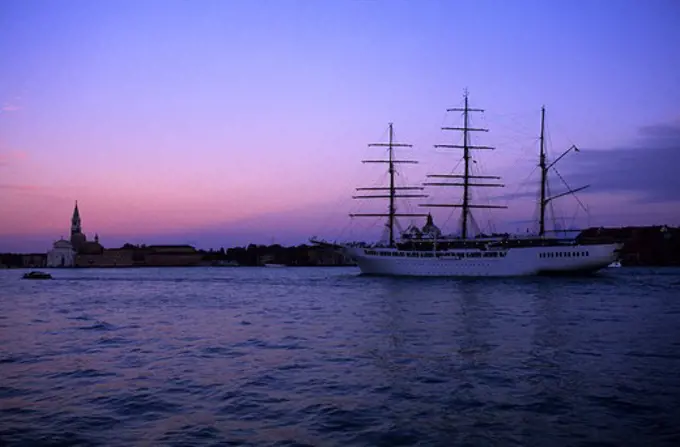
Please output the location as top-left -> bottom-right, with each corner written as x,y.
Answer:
312,91 -> 622,277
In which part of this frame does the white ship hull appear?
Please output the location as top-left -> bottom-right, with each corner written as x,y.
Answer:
340,243 -> 621,277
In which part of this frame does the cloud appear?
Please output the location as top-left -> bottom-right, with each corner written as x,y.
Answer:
638,123 -> 680,139
482,122 -> 680,206
0,183 -> 43,192
561,121 -> 680,203
1,102 -> 21,112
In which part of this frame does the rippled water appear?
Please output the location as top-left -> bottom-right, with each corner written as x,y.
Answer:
1,266 -> 680,446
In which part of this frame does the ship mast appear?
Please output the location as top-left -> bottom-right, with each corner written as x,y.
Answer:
537,107 -> 590,237
420,91 -> 506,239
539,106 -> 547,237
351,123 -> 428,246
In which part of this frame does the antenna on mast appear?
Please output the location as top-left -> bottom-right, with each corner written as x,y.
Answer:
420,91 -> 506,239
351,123 -> 428,246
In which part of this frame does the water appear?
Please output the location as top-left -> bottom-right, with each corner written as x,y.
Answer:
1,267 -> 679,446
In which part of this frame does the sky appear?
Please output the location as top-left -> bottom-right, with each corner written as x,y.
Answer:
1,0 -> 679,252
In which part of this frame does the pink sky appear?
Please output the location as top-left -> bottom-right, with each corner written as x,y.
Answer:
1,0 -> 679,252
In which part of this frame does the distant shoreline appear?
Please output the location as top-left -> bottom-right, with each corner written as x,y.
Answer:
0,264 -> 358,269
2,225 -> 679,268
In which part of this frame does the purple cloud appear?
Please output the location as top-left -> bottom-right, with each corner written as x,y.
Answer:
562,122 -> 680,203
0,183 -> 42,191
1,103 -> 21,112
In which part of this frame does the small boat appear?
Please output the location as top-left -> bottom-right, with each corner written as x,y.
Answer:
263,263 -> 286,268
22,271 -> 53,280
608,261 -> 622,268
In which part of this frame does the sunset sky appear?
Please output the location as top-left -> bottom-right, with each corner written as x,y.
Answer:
2,0 -> 679,252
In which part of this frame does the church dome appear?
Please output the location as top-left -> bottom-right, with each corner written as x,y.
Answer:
53,239 -> 73,249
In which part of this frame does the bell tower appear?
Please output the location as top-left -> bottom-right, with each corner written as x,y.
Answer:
69,200 -> 87,252
71,201 -> 82,235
